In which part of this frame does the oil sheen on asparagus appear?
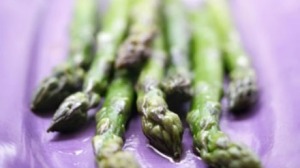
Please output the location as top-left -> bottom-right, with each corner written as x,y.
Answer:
31,0 -> 97,112
92,71 -> 139,168
187,7 -> 261,168
207,0 -> 258,112
161,0 -> 192,102
47,0 -> 130,132
136,29 -> 183,159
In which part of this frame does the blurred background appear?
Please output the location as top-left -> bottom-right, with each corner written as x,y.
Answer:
0,0 -> 300,168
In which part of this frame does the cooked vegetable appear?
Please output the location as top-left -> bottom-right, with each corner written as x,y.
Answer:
187,8 -> 261,168
115,0 -> 160,70
31,0 -> 97,112
47,0 -> 130,132
92,71 -> 139,168
136,30 -> 183,159
207,0 -> 258,112
161,0 -> 192,102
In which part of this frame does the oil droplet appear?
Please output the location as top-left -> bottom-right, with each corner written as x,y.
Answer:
74,149 -> 83,156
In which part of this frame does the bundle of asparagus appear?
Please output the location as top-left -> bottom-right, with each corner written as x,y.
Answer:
30,0 -> 262,167
31,0 -> 98,112
47,0 -> 131,132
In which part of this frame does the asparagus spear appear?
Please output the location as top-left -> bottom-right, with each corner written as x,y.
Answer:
136,30 -> 183,159
92,71 -> 139,168
206,0 -> 258,112
115,0 -> 160,70
47,0 -> 130,132
31,0 -> 97,112
160,0 -> 192,102
187,9 -> 261,168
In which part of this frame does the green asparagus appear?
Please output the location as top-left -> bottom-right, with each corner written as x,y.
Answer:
47,0 -> 130,132
160,0 -> 192,102
136,30 -> 183,159
207,0 -> 258,112
31,0 -> 97,112
187,8 -> 261,168
115,0 -> 160,70
92,71 -> 139,168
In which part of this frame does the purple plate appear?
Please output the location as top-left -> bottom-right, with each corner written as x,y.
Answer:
1,0 -> 300,167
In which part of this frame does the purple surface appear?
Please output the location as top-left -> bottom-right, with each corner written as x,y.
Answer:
0,0 -> 300,168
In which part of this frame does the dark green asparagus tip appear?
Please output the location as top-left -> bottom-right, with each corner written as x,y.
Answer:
195,130 -> 261,168
140,92 -> 183,159
47,92 -> 99,132
188,103 -> 261,167
115,33 -> 155,70
142,115 -> 182,159
161,73 -> 192,102
31,66 -> 85,112
228,69 -> 258,112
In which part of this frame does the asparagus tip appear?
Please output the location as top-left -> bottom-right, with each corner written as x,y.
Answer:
161,73 -> 192,102
46,92 -> 89,133
115,33 -> 154,70
228,70 -> 258,112
142,108 -> 183,159
31,77 -> 62,112
31,66 -> 85,112
196,129 -> 261,168
46,123 -> 57,133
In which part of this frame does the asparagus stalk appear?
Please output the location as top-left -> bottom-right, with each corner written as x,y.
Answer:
206,0 -> 258,112
136,30 -> 183,159
187,9 -> 261,168
47,0 -> 130,132
115,0 -> 160,70
160,0 -> 192,102
92,71 -> 139,168
31,0 -> 97,112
